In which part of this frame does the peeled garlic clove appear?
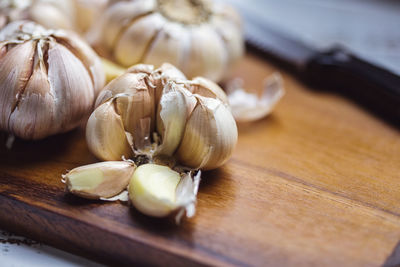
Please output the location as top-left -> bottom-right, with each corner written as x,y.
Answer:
185,25 -> 227,82
64,161 -> 136,199
175,96 -> 238,170
86,100 -> 133,161
187,77 -> 229,105
115,13 -> 166,67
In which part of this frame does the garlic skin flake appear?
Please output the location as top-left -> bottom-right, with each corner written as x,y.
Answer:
63,161 -> 136,199
0,21 -> 105,140
86,63 -> 238,171
227,73 -> 285,122
89,0 -> 244,82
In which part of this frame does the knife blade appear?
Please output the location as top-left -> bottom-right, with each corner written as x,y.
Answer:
224,0 -> 400,126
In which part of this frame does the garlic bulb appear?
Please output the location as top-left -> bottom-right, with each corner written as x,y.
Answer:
89,0 -> 244,82
0,21 -> 105,140
86,63 -> 237,171
0,0 -> 108,34
0,0 -> 75,30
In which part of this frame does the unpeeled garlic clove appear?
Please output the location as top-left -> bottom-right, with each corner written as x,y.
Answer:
155,82 -> 190,157
115,12 -> 166,67
175,96 -> 238,170
86,99 -> 133,161
63,161 -> 136,199
187,77 -> 229,105
184,25 -> 227,82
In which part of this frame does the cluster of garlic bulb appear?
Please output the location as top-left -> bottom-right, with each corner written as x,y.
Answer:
0,0 -> 108,33
0,21 -> 105,140
86,63 -> 238,170
89,0 -> 244,82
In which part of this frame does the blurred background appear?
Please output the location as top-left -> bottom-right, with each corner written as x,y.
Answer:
225,0 -> 400,75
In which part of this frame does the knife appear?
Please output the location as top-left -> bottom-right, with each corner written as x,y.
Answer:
224,0 -> 400,126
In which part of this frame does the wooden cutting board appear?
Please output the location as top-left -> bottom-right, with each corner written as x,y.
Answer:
0,54 -> 399,266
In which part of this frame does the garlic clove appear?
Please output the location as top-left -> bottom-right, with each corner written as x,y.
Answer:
114,92 -> 154,150
115,13 -> 166,67
29,1 -> 75,30
75,0 -> 108,34
211,15 -> 244,68
64,161 -> 136,199
151,63 -> 187,105
155,82 -> 189,157
185,25 -> 227,82
127,63 -> 154,75
8,50 -> 57,140
52,31 -> 105,96
47,41 -> 95,131
128,164 -> 177,217
212,2 -> 242,28
187,77 -> 229,105
0,40 -> 36,132
143,22 -> 190,72
175,96 -> 238,170
86,99 -> 133,161
95,72 -> 150,107
129,163 -> 200,220
99,0 -> 157,52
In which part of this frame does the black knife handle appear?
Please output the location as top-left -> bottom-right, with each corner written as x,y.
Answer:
305,46 -> 400,126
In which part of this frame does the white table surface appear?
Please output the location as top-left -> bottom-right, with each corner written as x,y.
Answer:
0,229 -> 104,267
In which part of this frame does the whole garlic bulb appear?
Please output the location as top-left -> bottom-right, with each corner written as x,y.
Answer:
0,0 -> 108,34
86,63 -> 237,170
0,0 -> 75,30
89,0 -> 244,82
0,21 -> 105,140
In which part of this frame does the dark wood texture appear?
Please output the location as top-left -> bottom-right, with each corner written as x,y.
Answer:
1,54 -> 400,266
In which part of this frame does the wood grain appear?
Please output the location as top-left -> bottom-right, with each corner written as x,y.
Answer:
0,53 -> 400,266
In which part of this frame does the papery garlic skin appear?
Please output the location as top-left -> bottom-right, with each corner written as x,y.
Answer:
86,63 -> 237,171
64,161 -> 135,199
175,96 -> 238,170
0,21 -> 105,140
89,0 -> 244,82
